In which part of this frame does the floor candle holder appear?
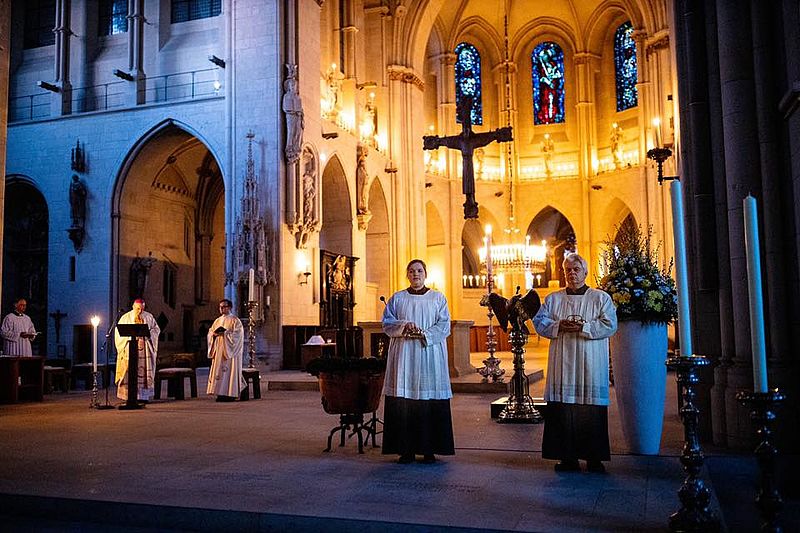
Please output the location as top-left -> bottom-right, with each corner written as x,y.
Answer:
666,354 -> 719,532
497,329 -> 541,423
736,389 -> 785,533
478,274 -> 505,383
246,301 -> 259,368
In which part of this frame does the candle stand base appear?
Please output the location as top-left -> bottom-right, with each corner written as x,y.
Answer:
666,354 -> 719,532
90,371 -> 101,409
497,330 -> 542,424
246,301 -> 260,369
736,389 -> 786,533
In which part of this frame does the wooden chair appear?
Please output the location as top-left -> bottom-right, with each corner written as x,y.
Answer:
154,353 -> 198,400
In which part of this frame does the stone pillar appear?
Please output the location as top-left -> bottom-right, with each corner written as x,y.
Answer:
0,0 -> 9,304
127,0 -> 146,104
574,53 -> 598,267
53,0 -> 72,115
387,65 -> 426,288
340,0 -> 357,79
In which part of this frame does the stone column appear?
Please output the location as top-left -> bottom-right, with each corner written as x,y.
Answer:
53,0 -> 72,114
574,53 -> 598,266
340,0 -> 357,79
0,0 -> 9,303
127,0 -> 146,104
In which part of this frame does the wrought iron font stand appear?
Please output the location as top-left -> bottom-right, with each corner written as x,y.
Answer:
666,354 -> 719,532
736,389 -> 786,533
246,301 -> 259,368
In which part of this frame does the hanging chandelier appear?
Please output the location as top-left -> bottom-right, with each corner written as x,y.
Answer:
478,228 -> 547,274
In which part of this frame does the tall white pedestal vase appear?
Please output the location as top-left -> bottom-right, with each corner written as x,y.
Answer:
610,321 -> 668,455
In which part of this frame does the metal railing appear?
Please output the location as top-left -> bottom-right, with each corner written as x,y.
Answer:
138,68 -> 223,104
8,93 -> 51,122
71,81 -> 127,113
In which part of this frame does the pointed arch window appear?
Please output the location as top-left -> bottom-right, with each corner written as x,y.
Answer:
454,42 -> 483,125
614,22 -> 638,111
532,42 -> 565,125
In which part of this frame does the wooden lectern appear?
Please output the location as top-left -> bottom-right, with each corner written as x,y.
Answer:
116,323 -> 150,410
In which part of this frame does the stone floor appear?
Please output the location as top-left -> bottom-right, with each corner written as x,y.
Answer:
0,345 -> 797,532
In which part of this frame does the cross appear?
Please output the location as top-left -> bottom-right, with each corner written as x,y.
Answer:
423,97 -> 513,219
50,309 -> 67,343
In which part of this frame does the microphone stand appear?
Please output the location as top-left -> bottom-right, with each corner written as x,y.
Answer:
96,309 -> 124,410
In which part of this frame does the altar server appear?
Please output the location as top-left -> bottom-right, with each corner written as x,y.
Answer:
1,298 -> 37,356
207,299 -> 245,402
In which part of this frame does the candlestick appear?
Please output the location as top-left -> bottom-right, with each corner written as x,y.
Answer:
743,195 -> 768,393
670,180 -> 693,357
248,268 -> 255,302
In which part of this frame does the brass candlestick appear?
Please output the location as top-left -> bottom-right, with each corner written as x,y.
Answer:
477,272 -> 505,383
246,301 -> 259,368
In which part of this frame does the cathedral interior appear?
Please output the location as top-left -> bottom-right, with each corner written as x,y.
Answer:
1,0 -> 800,528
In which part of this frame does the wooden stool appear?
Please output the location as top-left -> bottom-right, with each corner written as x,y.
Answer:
43,366 -> 69,393
155,368 -> 198,400
241,368 -> 261,400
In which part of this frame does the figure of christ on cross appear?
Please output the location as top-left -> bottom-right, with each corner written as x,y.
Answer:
423,96 -> 513,219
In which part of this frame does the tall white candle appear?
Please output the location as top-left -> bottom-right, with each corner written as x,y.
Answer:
670,180 -> 693,357
743,195 -> 769,393
485,225 -> 493,280
653,117 -> 662,148
248,268 -> 255,301
90,316 -> 100,373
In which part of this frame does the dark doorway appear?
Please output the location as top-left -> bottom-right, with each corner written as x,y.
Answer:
2,179 -> 49,354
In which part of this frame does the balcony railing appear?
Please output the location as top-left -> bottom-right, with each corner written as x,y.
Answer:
8,93 -> 51,122
72,81 -> 127,113
138,68 -> 223,104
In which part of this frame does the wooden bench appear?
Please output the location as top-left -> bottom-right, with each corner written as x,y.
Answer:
154,353 -> 197,400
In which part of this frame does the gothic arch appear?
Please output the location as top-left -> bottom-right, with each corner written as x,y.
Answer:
365,177 -> 390,319
425,201 -> 446,289
319,154 -> 353,256
585,2 -> 640,54
452,17 -> 504,67
2,176 -> 49,354
110,119 -> 226,356
525,206 -> 576,287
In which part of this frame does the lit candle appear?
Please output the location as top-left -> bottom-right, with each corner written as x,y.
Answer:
670,180 -> 693,357
652,117 -> 662,148
485,225 -> 493,279
90,315 -> 100,373
248,268 -> 255,301
743,195 -> 769,393
463,275 -> 467,287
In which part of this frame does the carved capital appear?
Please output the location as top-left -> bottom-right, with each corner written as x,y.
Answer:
387,65 -> 425,90
646,32 -> 669,56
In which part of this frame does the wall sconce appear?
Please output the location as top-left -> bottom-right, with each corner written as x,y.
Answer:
36,80 -> 60,92
298,269 -> 312,285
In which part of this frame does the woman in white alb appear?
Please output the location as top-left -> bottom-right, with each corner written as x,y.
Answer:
382,259 -> 454,464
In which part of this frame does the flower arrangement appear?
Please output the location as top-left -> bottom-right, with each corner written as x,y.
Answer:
598,223 -> 678,324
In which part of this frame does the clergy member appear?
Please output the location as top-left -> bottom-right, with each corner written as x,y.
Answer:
533,253 -> 617,473
1,298 -> 37,356
114,299 -> 160,403
382,259 -> 455,464
207,299 -> 245,402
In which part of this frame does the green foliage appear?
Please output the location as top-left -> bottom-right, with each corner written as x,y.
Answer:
598,224 -> 678,324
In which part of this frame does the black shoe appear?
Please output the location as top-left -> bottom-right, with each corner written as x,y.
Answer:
397,454 -> 414,464
421,454 -> 436,464
554,460 -> 581,472
215,395 -> 236,402
586,461 -> 606,473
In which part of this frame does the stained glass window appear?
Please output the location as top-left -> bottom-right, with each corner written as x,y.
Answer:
454,42 -> 483,125
23,0 -> 56,49
614,22 -> 638,111
171,0 -> 222,24
532,42 -> 565,125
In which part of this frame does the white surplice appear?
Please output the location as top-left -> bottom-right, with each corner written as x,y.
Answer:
532,288 -> 617,406
1,313 -> 36,356
206,313 -> 245,397
382,289 -> 452,400
114,310 -> 160,401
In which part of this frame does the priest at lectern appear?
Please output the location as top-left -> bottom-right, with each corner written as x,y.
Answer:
115,299 -> 160,402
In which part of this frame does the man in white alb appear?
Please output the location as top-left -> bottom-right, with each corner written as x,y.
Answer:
114,299 -> 160,402
1,298 -> 37,356
207,299 -> 245,402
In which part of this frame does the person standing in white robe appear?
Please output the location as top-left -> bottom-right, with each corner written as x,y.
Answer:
1,298 -> 37,356
207,299 -> 245,402
114,299 -> 160,402
533,253 -> 617,473
382,259 -> 454,464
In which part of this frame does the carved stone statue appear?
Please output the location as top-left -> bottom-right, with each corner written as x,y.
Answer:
323,64 -> 344,120
610,123 -> 624,169
302,148 -> 317,223
282,64 -> 304,164
356,143 -> 371,215
474,147 -> 484,179
129,252 -> 156,301
69,174 -> 87,229
541,134 -> 554,177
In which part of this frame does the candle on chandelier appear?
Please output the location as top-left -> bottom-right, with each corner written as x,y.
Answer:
743,195 -> 769,393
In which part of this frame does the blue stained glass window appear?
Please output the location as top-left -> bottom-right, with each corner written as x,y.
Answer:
614,22 -> 638,111
532,42 -> 565,125
454,42 -> 483,125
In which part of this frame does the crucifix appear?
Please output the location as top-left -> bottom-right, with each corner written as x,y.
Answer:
423,96 -> 513,219
50,309 -> 67,343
